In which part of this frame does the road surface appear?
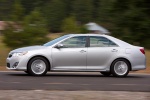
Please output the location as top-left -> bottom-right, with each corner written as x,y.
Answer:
0,72 -> 150,92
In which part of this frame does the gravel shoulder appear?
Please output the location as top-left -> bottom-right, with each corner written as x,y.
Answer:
0,91 -> 150,100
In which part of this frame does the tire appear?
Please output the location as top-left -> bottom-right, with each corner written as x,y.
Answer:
24,71 -> 29,74
111,59 -> 130,77
24,70 -> 31,75
100,72 -> 111,77
27,57 -> 49,76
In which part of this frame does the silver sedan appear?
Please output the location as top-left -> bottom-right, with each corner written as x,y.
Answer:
6,34 -> 146,77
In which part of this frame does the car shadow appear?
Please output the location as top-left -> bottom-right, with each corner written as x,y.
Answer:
6,72 -> 147,78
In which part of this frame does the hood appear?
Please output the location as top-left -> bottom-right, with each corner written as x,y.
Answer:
11,45 -> 47,53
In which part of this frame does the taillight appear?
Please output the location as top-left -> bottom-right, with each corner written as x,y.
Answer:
140,48 -> 145,54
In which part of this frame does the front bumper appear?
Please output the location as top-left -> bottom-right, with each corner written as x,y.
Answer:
6,56 -> 28,71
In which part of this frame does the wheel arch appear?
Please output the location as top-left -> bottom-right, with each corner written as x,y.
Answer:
27,55 -> 51,71
110,57 -> 132,71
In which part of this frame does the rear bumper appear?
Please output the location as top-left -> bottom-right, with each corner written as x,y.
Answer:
130,54 -> 146,71
131,65 -> 146,71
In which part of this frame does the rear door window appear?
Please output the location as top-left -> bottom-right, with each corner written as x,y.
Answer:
89,36 -> 118,47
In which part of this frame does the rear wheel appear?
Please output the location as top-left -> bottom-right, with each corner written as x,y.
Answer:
111,59 -> 130,77
27,57 -> 49,76
100,72 -> 111,76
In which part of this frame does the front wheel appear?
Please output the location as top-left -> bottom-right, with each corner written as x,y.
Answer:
111,59 -> 130,77
27,57 -> 49,76
24,71 -> 29,74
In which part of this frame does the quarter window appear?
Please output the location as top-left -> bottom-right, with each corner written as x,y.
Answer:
61,36 -> 87,48
90,36 -> 118,47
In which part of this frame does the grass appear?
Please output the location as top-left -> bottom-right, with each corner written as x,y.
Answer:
0,34 -> 149,73
0,36 -> 10,67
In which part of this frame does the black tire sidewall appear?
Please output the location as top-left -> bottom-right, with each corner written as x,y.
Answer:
100,72 -> 111,76
27,57 -> 49,76
111,59 -> 130,77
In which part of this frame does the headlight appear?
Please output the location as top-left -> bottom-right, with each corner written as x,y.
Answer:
12,51 -> 28,57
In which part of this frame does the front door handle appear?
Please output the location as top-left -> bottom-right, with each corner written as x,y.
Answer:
80,50 -> 86,53
111,49 -> 118,52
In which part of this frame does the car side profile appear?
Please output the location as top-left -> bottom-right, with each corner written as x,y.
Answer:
6,34 -> 146,77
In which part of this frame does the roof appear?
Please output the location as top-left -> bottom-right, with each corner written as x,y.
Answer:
68,34 -> 131,47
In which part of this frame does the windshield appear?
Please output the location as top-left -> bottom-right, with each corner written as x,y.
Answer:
43,35 -> 70,46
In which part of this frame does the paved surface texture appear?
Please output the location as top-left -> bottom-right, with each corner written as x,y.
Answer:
0,90 -> 150,100
0,72 -> 150,92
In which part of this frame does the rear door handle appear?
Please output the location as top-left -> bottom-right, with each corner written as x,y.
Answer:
80,50 -> 86,53
111,49 -> 118,52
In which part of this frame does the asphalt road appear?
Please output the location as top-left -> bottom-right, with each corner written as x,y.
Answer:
0,71 -> 150,92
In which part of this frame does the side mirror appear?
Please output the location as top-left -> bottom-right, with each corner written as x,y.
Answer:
55,44 -> 64,49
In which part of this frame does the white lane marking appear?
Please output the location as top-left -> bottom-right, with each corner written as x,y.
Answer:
112,84 -> 137,86
111,84 -> 150,86
81,84 -> 90,86
0,81 -> 21,84
44,83 -> 91,86
44,83 -> 73,85
34,90 -> 44,92
11,82 -> 21,84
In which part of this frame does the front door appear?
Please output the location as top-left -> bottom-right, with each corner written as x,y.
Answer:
51,36 -> 87,70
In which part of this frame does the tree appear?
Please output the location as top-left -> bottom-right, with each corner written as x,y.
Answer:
21,0 -> 48,15
1,0 -> 150,48
11,0 -> 24,21
0,0 -> 14,20
72,0 -> 94,24
62,0 -> 73,16
97,0 -> 116,26
3,9 -> 49,49
43,0 -> 66,32
61,16 -> 80,33
111,0 -> 150,48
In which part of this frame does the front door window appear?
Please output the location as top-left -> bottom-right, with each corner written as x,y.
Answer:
61,36 -> 87,48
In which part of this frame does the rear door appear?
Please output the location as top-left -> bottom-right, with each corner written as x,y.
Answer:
87,36 -> 119,70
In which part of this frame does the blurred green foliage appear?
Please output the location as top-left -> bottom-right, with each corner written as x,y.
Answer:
72,0 -> 94,24
0,0 -> 150,48
43,0 -> 66,32
3,8 -> 48,49
61,16 -> 80,33
11,0 -> 24,21
111,0 -> 150,48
